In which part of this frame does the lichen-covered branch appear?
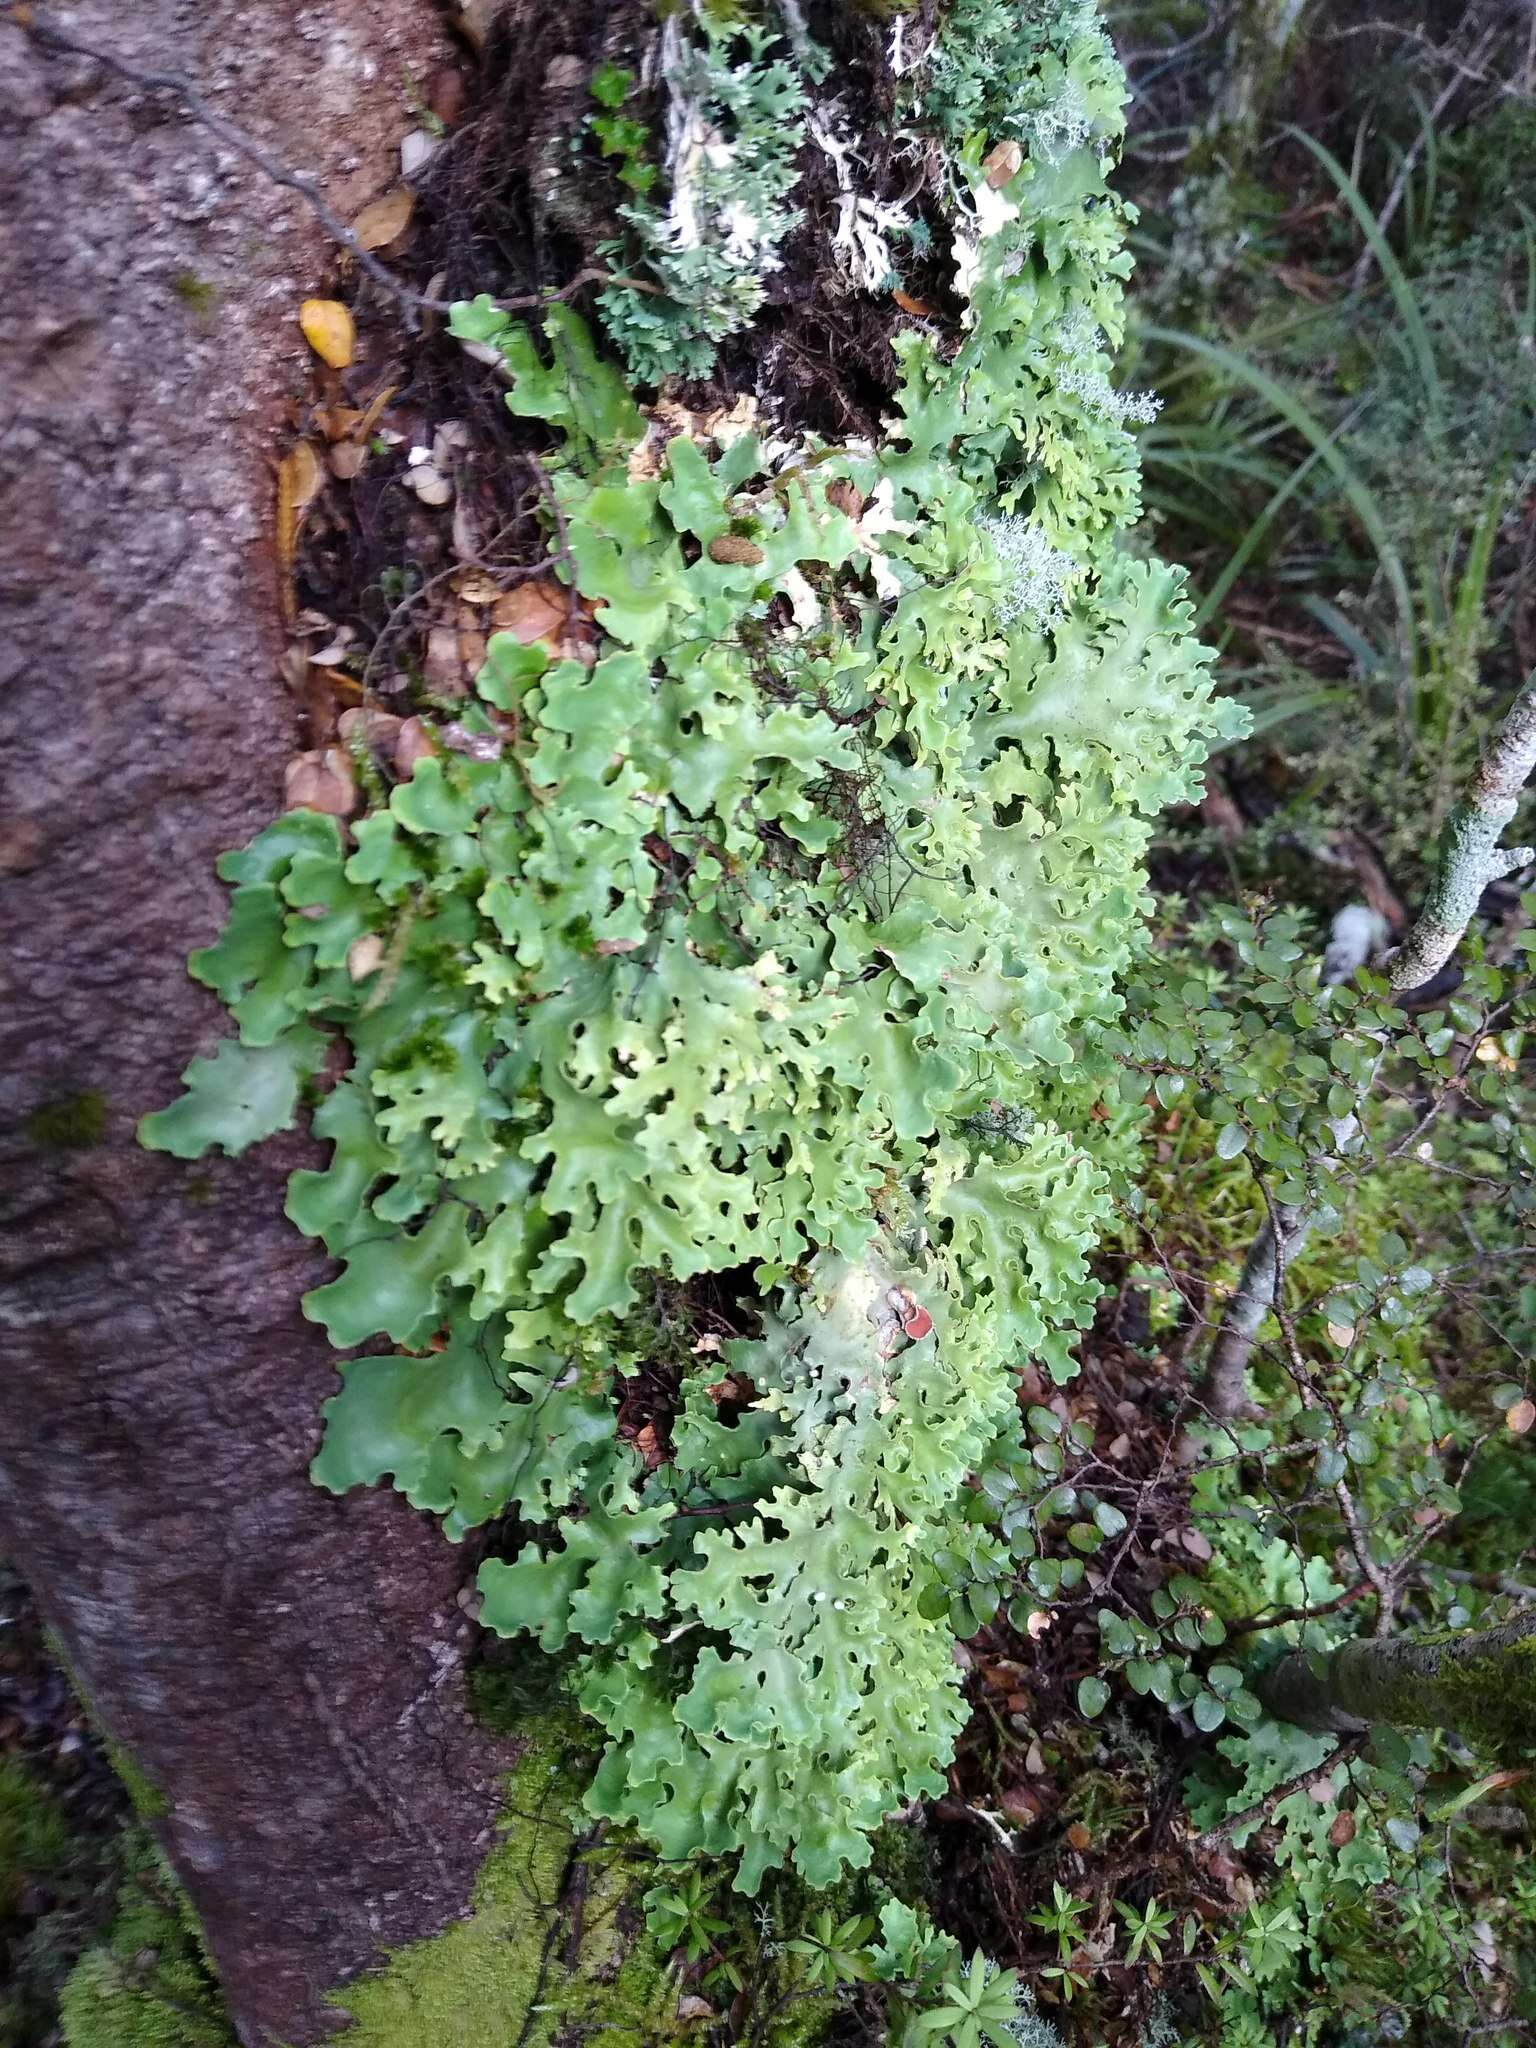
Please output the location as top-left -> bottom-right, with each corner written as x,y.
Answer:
1203,1200 -> 1307,1421
1388,671 -> 1536,993
1203,672 -> 1536,1413
1259,1609 -> 1536,1754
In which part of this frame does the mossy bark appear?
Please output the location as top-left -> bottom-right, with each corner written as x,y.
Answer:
58,1835 -> 232,2048
1260,1610 -> 1536,1755
326,1680 -> 844,2047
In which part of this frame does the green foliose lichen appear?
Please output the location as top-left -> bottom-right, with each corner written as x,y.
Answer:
143,0 -> 1239,1906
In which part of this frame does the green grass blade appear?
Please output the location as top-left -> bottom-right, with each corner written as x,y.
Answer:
1143,326 -> 1418,666
1286,125 -> 1443,420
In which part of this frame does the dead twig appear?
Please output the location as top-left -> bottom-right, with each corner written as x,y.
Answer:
1192,1736 -> 1362,1854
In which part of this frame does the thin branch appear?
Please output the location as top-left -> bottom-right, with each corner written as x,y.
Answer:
1203,671 -> 1536,1411
1388,672 -> 1536,994
1192,1736 -> 1362,1853
1226,1582 -> 1372,1637
1204,1200 -> 1306,1421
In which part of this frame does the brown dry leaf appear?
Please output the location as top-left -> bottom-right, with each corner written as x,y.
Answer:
285,747 -> 355,816
338,707 -> 403,751
280,645 -> 312,697
891,287 -> 935,317
308,666 -> 355,703
1329,1809 -> 1357,1849
329,441 -> 368,481
1000,1787 -> 1042,1828
1180,1527 -> 1214,1561
404,456 -> 452,507
316,406 -> 365,443
423,623 -> 466,695
1065,1821 -> 1091,1852
299,298 -> 355,369
275,441 -> 325,609
455,605 -> 489,673
347,934 -> 385,981
454,0 -> 502,51
1506,1398 -> 1535,1436
455,569 -> 503,606
394,717 -> 438,778
634,1423 -> 664,1471
429,66 -> 467,129
352,185 -> 416,252
493,577 -> 570,646
983,139 -> 1023,187
825,479 -> 864,519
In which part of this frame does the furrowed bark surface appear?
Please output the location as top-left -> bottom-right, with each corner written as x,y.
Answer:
0,7 -> 505,2043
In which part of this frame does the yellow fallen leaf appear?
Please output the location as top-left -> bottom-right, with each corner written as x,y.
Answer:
300,298 -> 355,369
352,186 -> 416,251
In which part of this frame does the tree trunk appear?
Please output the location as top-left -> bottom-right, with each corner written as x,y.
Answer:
1260,1610 -> 1536,1754
0,7 -> 507,2043
1203,0 -> 1312,176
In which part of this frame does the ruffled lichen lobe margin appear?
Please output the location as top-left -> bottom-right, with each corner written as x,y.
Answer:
141,0 -> 1242,1934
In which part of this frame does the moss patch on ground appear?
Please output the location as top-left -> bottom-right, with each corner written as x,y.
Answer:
58,1832 -> 231,2048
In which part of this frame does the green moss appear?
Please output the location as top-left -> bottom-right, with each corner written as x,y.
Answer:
1414,1629 -> 1536,1760
171,273 -> 219,318
59,1834 -> 231,2048
104,1740 -> 170,1824
0,1756 -> 75,1906
39,1627 -> 169,1824
326,1709 -> 686,2046
25,1091 -> 108,1150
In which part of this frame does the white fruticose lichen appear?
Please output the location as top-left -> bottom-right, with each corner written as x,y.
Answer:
977,512 -> 1078,626
1018,79 -> 1091,161
808,108 -> 913,294
1054,309 -> 1161,426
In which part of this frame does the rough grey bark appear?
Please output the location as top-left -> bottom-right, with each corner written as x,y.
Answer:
1260,1609 -> 1536,1753
0,7 -> 506,2044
